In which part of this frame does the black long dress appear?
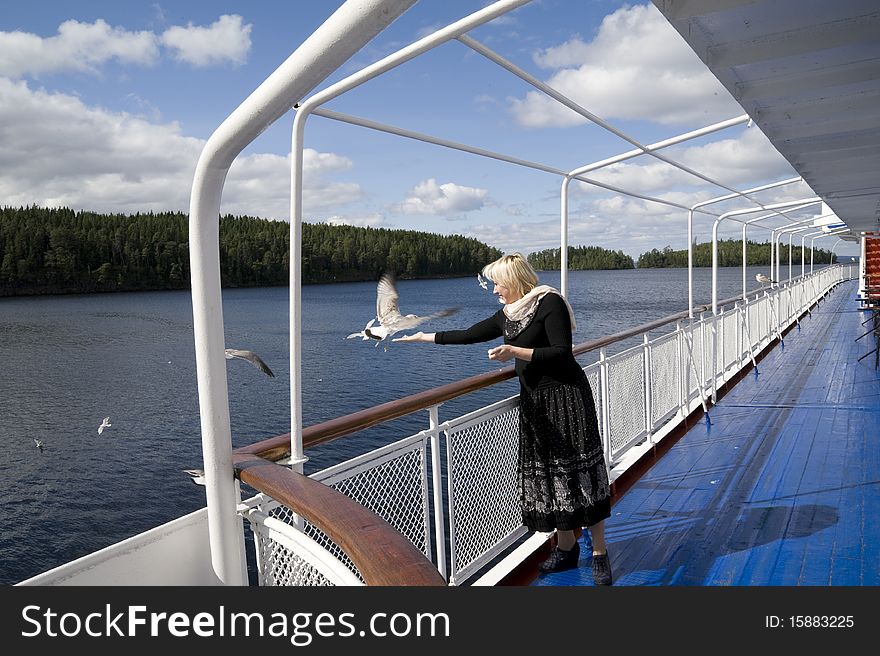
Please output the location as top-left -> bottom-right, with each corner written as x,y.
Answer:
435,292 -> 611,532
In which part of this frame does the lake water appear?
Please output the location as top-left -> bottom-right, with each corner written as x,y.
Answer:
0,265 -> 805,584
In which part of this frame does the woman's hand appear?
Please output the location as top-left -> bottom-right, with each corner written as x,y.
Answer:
392,332 -> 435,343
488,344 -> 533,362
487,345 -> 514,362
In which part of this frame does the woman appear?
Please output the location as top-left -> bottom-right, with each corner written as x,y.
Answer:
393,253 -> 612,584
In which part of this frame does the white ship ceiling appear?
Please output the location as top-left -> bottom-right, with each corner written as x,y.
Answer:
653,0 -> 880,236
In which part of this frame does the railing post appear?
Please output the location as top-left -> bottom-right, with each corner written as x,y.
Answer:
698,312 -> 706,403
735,302 -> 742,373
427,404 -> 447,581
643,333 -> 653,443
599,347 -> 612,469
676,321 -> 686,418
706,310 -> 719,404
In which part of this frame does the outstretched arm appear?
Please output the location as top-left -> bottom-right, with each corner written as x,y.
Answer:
394,312 -> 503,345
393,332 -> 435,343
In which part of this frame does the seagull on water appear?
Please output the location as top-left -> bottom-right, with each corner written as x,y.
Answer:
33,438 -> 44,451
477,272 -> 489,290
183,469 -> 206,486
755,273 -> 775,285
355,273 -> 459,350
225,348 -> 275,377
97,417 -> 111,434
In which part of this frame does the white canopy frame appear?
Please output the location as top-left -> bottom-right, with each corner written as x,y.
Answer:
738,204 -> 827,298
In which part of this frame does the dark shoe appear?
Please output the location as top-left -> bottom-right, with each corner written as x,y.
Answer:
591,551 -> 613,585
539,541 -> 580,573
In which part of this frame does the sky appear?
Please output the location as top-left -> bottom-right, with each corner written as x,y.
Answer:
0,0 -> 858,260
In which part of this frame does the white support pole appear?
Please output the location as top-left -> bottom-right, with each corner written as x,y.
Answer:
188,0 -> 417,585
560,177 -> 570,298
428,404 -> 447,581
801,234 -> 806,278
643,333 -> 653,442
742,223 -> 748,301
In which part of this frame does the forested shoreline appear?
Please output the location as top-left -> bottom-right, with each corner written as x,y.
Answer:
0,206 -> 505,297
636,241 -> 833,268
0,206 -> 838,297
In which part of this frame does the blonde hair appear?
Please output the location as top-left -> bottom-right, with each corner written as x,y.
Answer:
482,252 -> 539,298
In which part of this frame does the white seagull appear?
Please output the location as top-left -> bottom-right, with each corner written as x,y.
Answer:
477,272 -> 489,290
183,469 -> 206,486
357,273 -> 459,350
755,273 -> 775,285
225,348 -> 275,377
97,417 -> 111,434
346,318 -> 380,341
33,438 -> 44,450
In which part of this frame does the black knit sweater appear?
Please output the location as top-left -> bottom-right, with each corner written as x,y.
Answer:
434,293 -> 585,392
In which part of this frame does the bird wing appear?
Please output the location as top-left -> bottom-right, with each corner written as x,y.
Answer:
225,348 -> 275,377
376,274 -> 402,326
395,306 -> 460,330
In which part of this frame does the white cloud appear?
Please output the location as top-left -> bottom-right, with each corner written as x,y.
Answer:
509,4 -> 742,127
391,178 -> 490,216
160,15 -> 251,67
0,15 -> 251,78
0,78 -> 360,219
0,19 -> 159,77
571,127 -> 795,197
322,213 -> 388,228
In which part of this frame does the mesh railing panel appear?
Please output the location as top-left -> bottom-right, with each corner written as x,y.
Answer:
446,402 -> 521,581
607,347 -> 646,454
252,516 -> 338,586
249,438 -> 429,586
721,310 -> 739,373
650,332 -> 680,424
681,322 -> 703,404
320,448 -> 430,557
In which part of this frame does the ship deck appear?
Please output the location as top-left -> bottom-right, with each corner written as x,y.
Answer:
535,279 -> 880,586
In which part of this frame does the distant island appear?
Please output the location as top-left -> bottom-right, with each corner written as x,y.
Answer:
0,206 -> 836,297
636,241 -> 833,268
528,245 -> 634,270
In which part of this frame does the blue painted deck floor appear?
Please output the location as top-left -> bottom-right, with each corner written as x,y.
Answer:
536,279 -> 880,586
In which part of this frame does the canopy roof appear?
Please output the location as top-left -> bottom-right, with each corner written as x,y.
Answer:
654,0 -> 880,236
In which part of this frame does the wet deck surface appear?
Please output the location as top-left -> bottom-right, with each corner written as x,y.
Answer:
535,279 -> 880,586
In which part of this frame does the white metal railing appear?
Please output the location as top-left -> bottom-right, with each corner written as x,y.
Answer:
241,264 -> 853,586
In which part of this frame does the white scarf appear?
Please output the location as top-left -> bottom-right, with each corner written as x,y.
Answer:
502,284 -> 577,332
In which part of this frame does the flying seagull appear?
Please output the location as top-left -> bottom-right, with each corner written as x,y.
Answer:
97,417 -> 111,434
357,273 -> 459,350
33,438 -> 44,451
225,348 -> 275,377
183,469 -> 206,486
477,272 -> 489,290
346,318 -> 380,341
755,273 -> 775,285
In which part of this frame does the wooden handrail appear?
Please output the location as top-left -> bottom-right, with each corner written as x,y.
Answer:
234,453 -> 446,586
